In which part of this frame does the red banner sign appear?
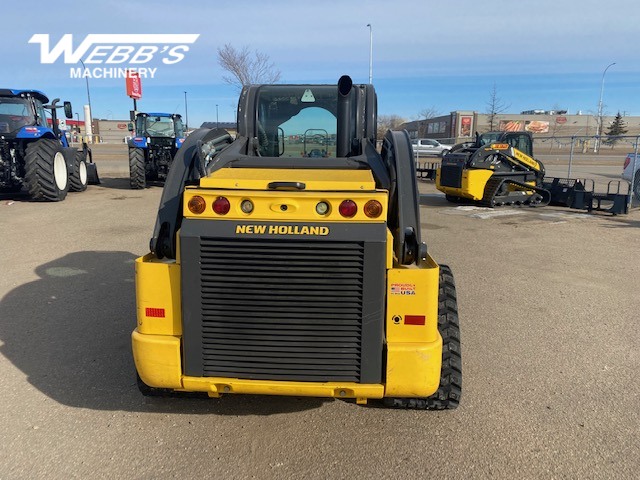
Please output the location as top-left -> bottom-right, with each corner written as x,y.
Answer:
126,70 -> 142,100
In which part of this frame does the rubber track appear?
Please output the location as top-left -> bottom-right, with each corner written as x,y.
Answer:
382,264 -> 462,410
480,176 -> 551,207
23,138 -> 67,201
129,147 -> 146,189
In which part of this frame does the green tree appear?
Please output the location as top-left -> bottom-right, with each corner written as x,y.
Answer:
605,111 -> 628,147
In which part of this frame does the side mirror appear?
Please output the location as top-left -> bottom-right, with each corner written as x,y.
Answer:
128,123 -> 134,132
63,101 -> 73,119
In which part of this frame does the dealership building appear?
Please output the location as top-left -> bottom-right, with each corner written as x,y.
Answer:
398,111 -> 640,146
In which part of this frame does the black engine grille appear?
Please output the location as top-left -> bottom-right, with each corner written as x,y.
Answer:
197,238 -> 365,382
439,164 -> 463,188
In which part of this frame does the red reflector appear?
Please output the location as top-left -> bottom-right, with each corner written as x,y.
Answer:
339,199 -> 357,218
405,315 -> 425,325
145,307 -> 165,318
213,196 -> 231,215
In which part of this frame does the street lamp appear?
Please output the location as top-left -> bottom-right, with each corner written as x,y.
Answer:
216,104 -> 219,128
78,59 -> 92,115
184,91 -> 189,132
79,59 -> 93,142
366,24 -> 373,84
595,62 -> 616,153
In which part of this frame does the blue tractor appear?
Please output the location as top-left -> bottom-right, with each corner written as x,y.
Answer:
0,89 -> 99,201
127,112 -> 185,189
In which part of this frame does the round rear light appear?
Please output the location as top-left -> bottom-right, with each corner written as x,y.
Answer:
188,196 -> 206,214
212,196 -> 230,215
364,200 -> 383,218
316,201 -> 330,215
240,199 -> 254,214
339,199 -> 357,218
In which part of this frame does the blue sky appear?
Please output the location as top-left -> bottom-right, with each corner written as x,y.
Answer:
4,0 -> 640,127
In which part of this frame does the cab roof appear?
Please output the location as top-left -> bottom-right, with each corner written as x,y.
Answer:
139,112 -> 181,118
0,89 -> 49,103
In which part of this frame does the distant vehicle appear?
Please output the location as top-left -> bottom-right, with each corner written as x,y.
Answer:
623,153 -> 640,200
0,88 -> 98,201
411,138 -> 453,157
127,112 -> 185,189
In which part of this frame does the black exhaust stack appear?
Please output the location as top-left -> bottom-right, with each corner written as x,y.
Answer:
336,75 -> 353,157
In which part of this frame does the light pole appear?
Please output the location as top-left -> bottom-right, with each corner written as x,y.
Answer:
366,24 -> 373,84
79,59 -> 93,142
184,91 -> 189,132
595,62 -> 616,153
78,59 -> 92,115
216,104 -> 219,128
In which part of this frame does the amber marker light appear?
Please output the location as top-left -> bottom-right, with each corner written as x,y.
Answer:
188,195 -> 206,214
338,199 -> 357,218
364,200 -> 383,218
212,196 -> 231,215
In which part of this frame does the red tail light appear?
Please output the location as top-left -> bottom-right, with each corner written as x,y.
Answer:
339,200 -> 357,218
624,156 -> 630,169
213,196 -> 230,215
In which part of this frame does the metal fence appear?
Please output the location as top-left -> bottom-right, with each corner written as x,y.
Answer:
533,134 -> 640,179
414,135 -> 640,210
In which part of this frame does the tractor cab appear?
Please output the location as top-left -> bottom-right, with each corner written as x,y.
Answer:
134,112 -> 184,139
0,89 -> 48,135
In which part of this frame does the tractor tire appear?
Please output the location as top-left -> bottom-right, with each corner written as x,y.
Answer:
129,147 -> 146,189
23,138 -> 69,201
634,170 -> 640,201
69,149 -> 88,192
382,264 -> 462,410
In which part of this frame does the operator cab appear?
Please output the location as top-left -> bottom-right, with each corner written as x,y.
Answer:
479,131 -> 533,157
135,113 -> 184,138
0,91 -> 48,134
255,85 -> 338,158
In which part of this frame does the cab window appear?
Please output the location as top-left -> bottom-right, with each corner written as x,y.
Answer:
256,85 -> 337,157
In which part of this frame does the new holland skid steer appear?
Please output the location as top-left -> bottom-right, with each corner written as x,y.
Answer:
436,131 -> 551,207
132,76 -> 462,409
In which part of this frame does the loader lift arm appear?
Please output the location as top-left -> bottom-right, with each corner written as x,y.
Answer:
151,128 -> 233,259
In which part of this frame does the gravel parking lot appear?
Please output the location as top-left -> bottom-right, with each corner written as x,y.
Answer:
1,145 -> 638,479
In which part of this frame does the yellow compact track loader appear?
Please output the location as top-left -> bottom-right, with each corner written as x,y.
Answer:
132,76 -> 461,409
436,131 -> 551,207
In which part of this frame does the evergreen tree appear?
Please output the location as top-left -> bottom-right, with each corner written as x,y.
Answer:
606,112 -> 628,146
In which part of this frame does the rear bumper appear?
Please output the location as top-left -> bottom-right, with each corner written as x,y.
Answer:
132,327 -> 442,399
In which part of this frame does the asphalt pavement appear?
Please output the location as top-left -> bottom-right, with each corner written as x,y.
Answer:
0,145 -> 638,479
